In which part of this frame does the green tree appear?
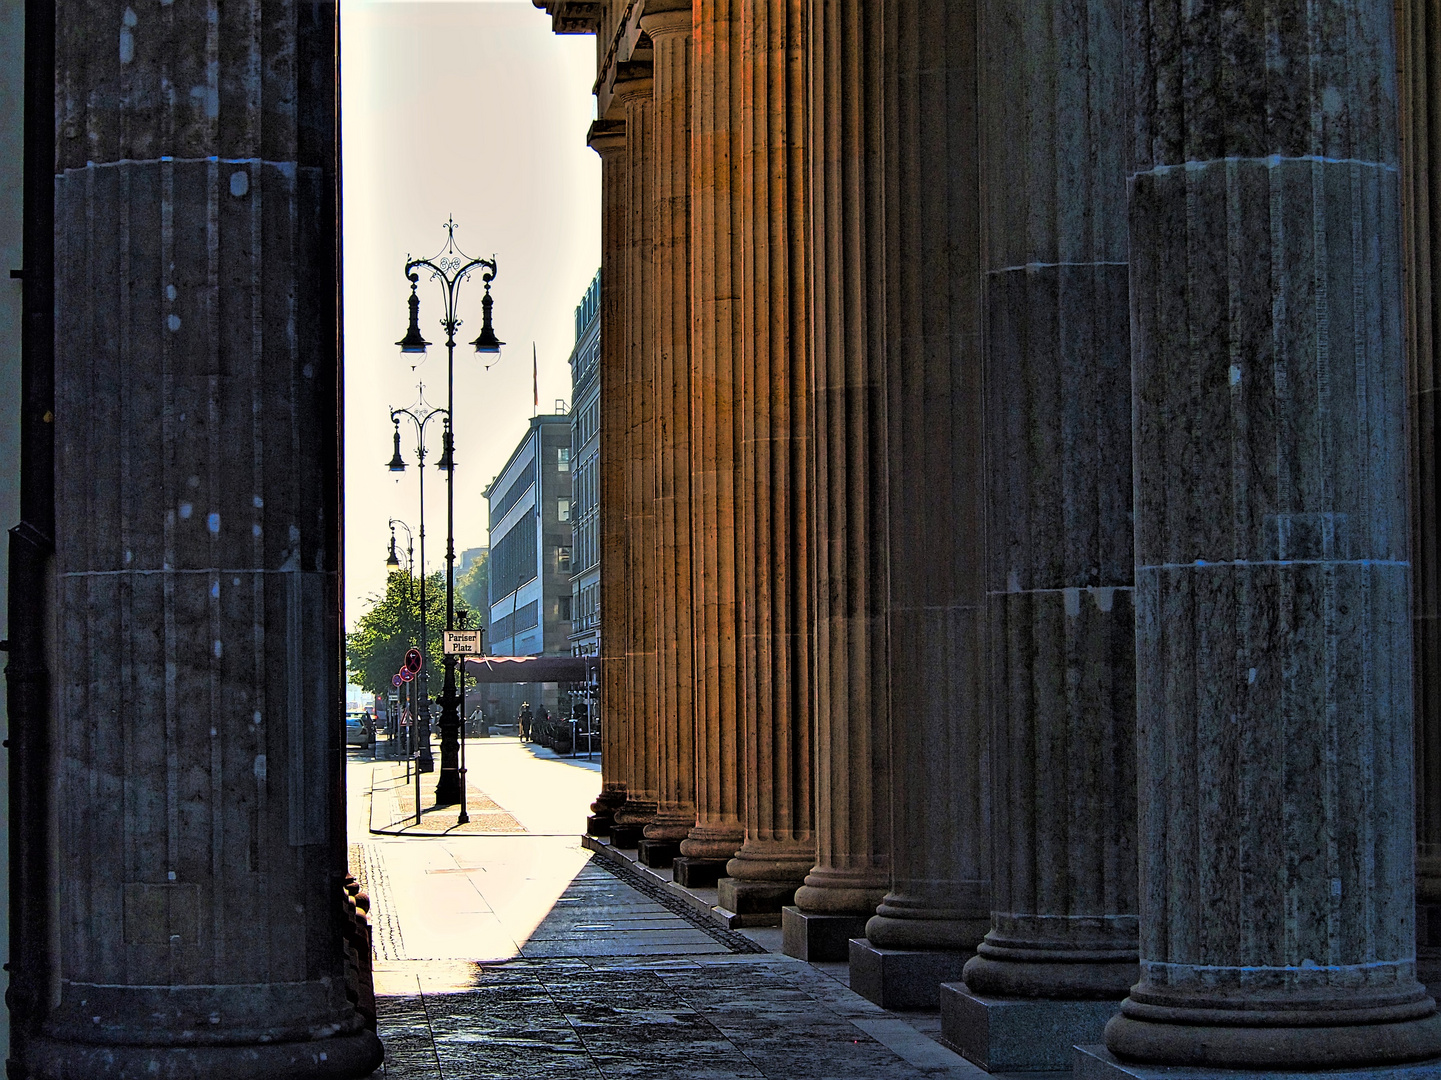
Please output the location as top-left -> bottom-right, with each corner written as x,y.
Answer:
456,550 -> 489,636
345,570 -> 446,697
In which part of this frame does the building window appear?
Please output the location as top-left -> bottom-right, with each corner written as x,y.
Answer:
558,497 -> 570,522
558,447 -> 571,472
559,595 -> 572,620
558,546 -> 571,573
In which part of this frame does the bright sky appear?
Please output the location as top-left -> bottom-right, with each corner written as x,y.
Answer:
341,0 -> 599,627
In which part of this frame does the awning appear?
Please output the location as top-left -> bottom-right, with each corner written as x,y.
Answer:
462,655 -> 599,683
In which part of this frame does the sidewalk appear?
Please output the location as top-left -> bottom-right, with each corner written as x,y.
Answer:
350,738 -> 993,1079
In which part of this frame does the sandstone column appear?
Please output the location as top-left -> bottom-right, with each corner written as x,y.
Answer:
610,74 -> 661,846
1399,0 -> 1441,992
786,0 -> 891,960
719,0 -> 816,915
639,2 -> 699,867
855,0 -> 992,1008
945,0 -> 1138,1069
680,0 -> 750,885
31,3 -> 381,1076
1101,0 -> 1441,1069
589,119 -> 631,837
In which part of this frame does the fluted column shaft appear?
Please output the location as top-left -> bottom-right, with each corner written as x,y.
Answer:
684,0 -> 749,862
795,0 -> 891,917
36,3 -> 380,1076
865,0 -> 991,953
642,6 -> 699,844
613,76 -> 661,828
1399,0 -> 1441,988
965,0 -> 1138,1001
1111,0 -> 1441,1067
590,121 -> 631,828
725,0 -> 816,888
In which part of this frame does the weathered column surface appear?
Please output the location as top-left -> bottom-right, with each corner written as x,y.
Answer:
640,4 -> 698,855
590,119 -> 630,835
721,0 -> 816,908
963,0 -> 1137,1002
793,0 -> 891,923
1110,0 -> 1441,1068
1400,0 -> 1441,991
35,3 -> 381,1077
682,0 -> 749,872
864,0 -> 991,959
612,74 -> 661,837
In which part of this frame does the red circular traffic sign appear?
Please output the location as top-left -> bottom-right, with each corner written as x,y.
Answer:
404,648 -> 423,674
400,668 -> 414,683
391,673 -> 402,688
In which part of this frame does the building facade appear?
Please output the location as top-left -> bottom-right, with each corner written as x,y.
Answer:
567,271 -> 601,662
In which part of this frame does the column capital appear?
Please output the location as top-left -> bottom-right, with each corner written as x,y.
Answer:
639,6 -> 691,39
587,119 -> 627,157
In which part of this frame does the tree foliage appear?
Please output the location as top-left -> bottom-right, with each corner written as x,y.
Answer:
346,570 -> 447,697
456,550 -> 489,635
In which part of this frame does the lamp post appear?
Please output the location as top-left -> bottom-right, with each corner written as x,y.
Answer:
455,606 -> 475,826
386,518 -> 415,747
387,388 -> 450,773
396,216 -> 503,806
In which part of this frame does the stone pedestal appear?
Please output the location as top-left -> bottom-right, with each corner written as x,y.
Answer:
637,839 -> 680,869
1114,0 -> 1441,1069
849,942 -> 969,1011
673,857 -> 727,889
684,0 -> 747,871
586,814 -> 612,838
781,907 -> 868,963
1074,1046 -> 1441,1080
32,3 -> 381,1076
941,985 -> 1118,1073
863,0 -> 992,962
609,825 -> 644,850
717,878 -> 796,919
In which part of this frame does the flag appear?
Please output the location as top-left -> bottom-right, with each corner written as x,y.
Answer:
533,343 -> 539,415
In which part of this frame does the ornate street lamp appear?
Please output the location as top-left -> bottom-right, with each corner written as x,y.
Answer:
385,518 -> 416,747
387,386 -> 450,774
395,217 -> 503,806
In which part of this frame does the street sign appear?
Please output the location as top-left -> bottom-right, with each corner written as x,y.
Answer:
400,668 -> 414,683
392,674 -> 402,688
404,648 -> 423,673
444,630 -> 482,655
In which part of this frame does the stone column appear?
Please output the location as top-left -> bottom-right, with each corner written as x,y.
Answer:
854,0 -> 993,1010
638,3 -> 699,868
680,0 -> 750,886
589,119 -> 631,837
1101,0 -> 1441,1070
610,74 -> 661,846
719,0 -> 817,916
945,0 -> 1138,1068
31,3 -> 381,1076
1399,0 -> 1441,993
786,0 -> 891,962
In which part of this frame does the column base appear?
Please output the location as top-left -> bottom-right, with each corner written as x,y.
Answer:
940,982 -> 1120,1073
672,857 -> 727,888
849,940 -> 969,1010
680,826 -> 744,861
26,1030 -> 383,1080
637,839 -> 680,868
586,814 -> 612,837
1104,1010 -> 1441,1071
781,906 -> 869,962
1075,1044 -> 1441,1080
609,825 -> 645,849
717,877 -> 798,917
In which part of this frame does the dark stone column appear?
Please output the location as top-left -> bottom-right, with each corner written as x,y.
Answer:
787,0 -> 891,961
32,2 -> 380,1075
681,0 -> 749,884
1106,0 -> 1441,1069
718,0 -> 817,917
1399,0 -> 1441,993
858,0 -> 992,1004
589,119 -> 630,837
639,3 -> 698,868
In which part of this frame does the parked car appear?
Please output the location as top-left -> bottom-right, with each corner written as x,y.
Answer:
345,710 -> 373,748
